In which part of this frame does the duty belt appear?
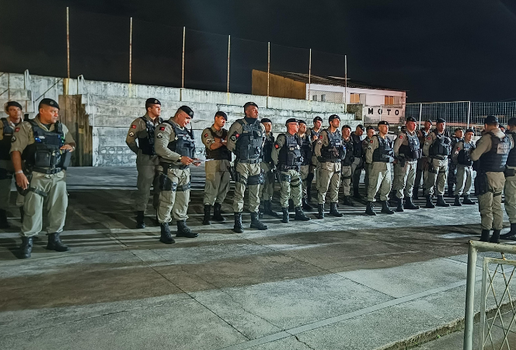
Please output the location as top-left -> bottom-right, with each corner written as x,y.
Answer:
320,159 -> 341,163
237,158 -> 261,164
32,167 -> 63,175
279,164 -> 300,171
160,162 -> 188,171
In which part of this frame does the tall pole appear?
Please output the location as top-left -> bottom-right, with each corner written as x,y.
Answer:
308,49 -> 312,101
129,17 -> 133,84
182,26 -> 186,90
227,35 -> 231,97
467,101 -> 471,129
267,42 -> 270,107
344,54 -> 348,108
66,7 -> 70,80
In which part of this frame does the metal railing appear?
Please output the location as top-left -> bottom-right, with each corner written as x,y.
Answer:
464,240 -> 516,350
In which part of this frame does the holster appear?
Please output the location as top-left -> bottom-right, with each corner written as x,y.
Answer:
474,172 -> 489,196
504,167 -> 516,178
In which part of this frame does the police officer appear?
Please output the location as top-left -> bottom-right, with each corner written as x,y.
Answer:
447,128 -> 464,197
314,114 -> 345,219
154,106 -> 199,244
351,124 -> 365,199
452,128 -> 475,206
501,118 -> 516,240
272,118 -> 311,223
365,121 -> 395,215
414,120 -> 433,199
227,102 -> 268,233
11,98 -> 75,259
362,126 -> 376,191
392,117 -> 421,212
126,98 -> 163,229
307,116 -> 323,205
201,111 -> 232,225
298,119 -> 313,211
0,101 -> 24,227
423,118 -> 452,208
259,118 -> 277,217
470,115 -> 511,243
341,125 -> 355,206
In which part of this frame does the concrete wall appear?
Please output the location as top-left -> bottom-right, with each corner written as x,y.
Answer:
252,70 -> 306,99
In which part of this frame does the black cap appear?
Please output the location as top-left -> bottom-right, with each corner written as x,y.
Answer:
356,124 -> 365,131
366,126 -> 375,131
5,101 -> 22,113
465,128 -> 475,133
425,119 -> 433,123
178,105 -> 194,118
298,119 -> 306,125
508,118 -> 516,126
145,98 -> 161,106
215,111 -> 227,121
342,124 -> 351,130
454,128 -> 463,132
378,120 -> 389,126
313,116 -> 323,123
285,118 -> 298,125
406,117 -> 417,123
328,114 -> 340,122
38,98 -> 60,110
436,118 -> 446,124
261,118 -> 272,124
244,102 -> 258,110
484,115 -> 498,125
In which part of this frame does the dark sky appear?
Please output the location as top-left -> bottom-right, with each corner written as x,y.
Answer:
1,0 -> 516,102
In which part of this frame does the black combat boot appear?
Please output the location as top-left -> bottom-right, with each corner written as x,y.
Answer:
436,195 -> 450,207
281,208 -> 289,223
462,195 -> 475,205
135,211 -> 146,229
288,199 -> 294,211
425,195 -> 435,208
316,204 -> 325,219
159,223 -> 175,244
302,198 -> 313,211
46,233 -> 69,252
264,200 -> 278,217
396,198 -> 404,212
329,202 -> 343,217
501,223 -> 516,240
453,195 -> 462,206
447,186 -> 454,198
233,213 -> 243,233
294,207 -> 311,221
203,205 -> 211,225
212,203 -> 226,222
479,229 -> 490,242
0,209 -> 9,228
381,201 -> 395,214
250,212 -> 268,230
19,236 -> 33,259
176,220 -> 198,238
259,201 -> 265,219
404,197 -> 419,210
365,202 -> 376,216
490,230 -> 501,243
342,196 -> 354,206
413,186 -> 419,200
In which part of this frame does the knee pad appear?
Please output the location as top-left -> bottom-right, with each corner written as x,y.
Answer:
280,173 -> 291,183
248,173 -> 264,185
236,172 -> 248,185
159,174 -> 177,191
177,183 -> 191,192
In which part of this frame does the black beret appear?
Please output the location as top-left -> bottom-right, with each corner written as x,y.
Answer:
145,98 -> 161,106
285,118 -> 298,125
436,118 -> 446,124
366,126 -> 375,131
465,128 -> 475,133
356,124 -> 365,131
39,98 -> 60,110
5,101 -> 22,113
508,118 -> 516,126
298,119 -> 306,125
261,118 -> 272,124
328,114 -> 340,122
484,115 -> 498,125
244,102 -> 258,109
378,120 -> 389,126
178,105 -> 194,118
313,116 -> 323,123
215,111 -> 228,121
454,128 -> 463,132
342,124 -> 351,130
406,117 -> 417,123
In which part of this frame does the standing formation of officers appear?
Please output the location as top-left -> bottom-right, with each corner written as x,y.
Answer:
3,96 -> 516,258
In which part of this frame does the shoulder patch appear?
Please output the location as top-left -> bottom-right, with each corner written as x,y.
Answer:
370,139 -> 373,143
129,131 -> 135,137
399,135 -> 403,139
15,127 -> 20,132
157,133 -> 163,139
204,133 -> 208,138
319,135 -> 323,139
426,136 -> 432,141
131,124 -> 137,129
11,136 -> 16,142
274,143 -> 279,149
160,126 -> 166,131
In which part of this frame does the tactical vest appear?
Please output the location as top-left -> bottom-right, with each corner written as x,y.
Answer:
278,133 -> 303,169
372,135 -> 394,163
138,116 -> 162,155
506,132 -> 516,167
22,120 -> 71,173
205,128 -> 231,161
398,132 -> 421,160
233,119 -> 264,162
300,134 -> 312,166
429,132 -> 451,158
342,138 -> 355,166
457,141 -> 474,166
479,132 -> 510,173
351,133 -> 363,158
263,133 -> 274,163
0,118 -> 14,161
320,129 -> 345,162
164,121 -> 195,159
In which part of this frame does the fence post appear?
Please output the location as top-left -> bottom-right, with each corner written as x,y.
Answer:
463,241 -> 477,350
418,103 -> 422,127
227,35 -> 230,105
181,26 -> 185,102
308,48 -> 311,101
267,42 -> 270,108
467,101 -> 471,129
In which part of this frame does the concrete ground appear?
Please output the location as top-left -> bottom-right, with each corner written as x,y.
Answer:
1,166 -> 516,350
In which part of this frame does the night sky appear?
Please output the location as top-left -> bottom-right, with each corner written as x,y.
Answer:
1,0 -> 516,102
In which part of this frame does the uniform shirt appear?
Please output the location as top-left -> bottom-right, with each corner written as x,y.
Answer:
0,118 -> 18,141
154,119 -> 187,164
393,130 -> 417,158
452,139 -> 474,165
365,134 -> 390,164
470,128 -> 513,163
226,118 -> 266,153
0,118 -> 21,169
126,113 -> 161,154
10,116 -> 75,155
201,125 -> 227,150
314,128 -> 339,158
423,131 -> 445,157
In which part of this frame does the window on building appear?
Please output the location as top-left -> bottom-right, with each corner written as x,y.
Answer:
350,93 -> 360,104
320,94 -> 326,102
312,95 -> 317,101
384,96 -> 396,105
